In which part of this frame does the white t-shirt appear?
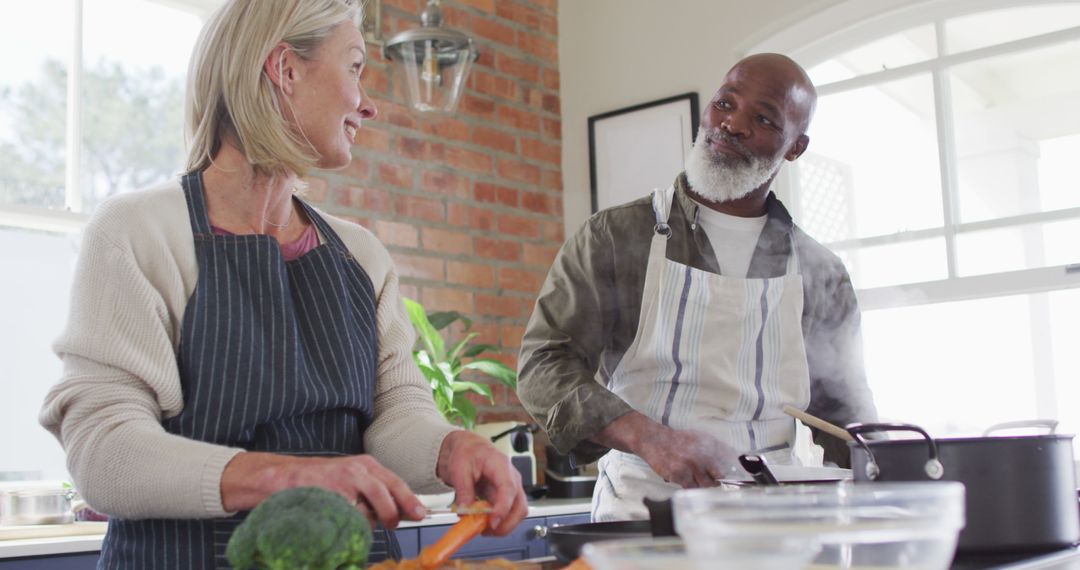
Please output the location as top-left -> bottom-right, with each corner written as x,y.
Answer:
691,198 -> 768,277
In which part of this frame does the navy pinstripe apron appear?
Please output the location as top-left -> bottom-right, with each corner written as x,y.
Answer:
97,172 -> 398,568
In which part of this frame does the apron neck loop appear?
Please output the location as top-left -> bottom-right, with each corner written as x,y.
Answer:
650,186 -> 676,239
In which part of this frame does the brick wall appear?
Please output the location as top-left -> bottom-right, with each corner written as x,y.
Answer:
306,0 -> 562,433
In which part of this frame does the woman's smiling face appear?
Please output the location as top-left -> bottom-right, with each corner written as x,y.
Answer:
288,22 -> 377,170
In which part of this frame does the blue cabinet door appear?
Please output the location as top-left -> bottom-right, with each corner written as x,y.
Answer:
394,527 -> 420,559
0,553 -> 99,570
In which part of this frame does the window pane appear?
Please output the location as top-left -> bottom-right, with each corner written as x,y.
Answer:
951,40 -> 1080,223
956,218 -> 1080,277
945,5 -> 1080,54
0,227 -> 77,480
863,295 -> 1039,434
80,0 -> 205,212
865,289 -> 1079,459
807,25 -> 937,86
1038,134 -> 1080,212
798,74 -> 943,241
0,2 -> 73,210
835,238 -> 947,289
1048,288 -> 1080,453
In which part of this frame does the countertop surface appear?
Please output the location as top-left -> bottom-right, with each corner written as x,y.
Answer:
0,498 -> 592,559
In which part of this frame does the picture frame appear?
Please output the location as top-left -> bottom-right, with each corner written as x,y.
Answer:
588,93 -> 699,213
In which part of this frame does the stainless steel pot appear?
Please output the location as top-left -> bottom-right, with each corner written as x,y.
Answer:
847,420 -> 1079,554
0,485 -> 82,526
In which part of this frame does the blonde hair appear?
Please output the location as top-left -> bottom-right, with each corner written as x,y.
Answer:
185,0 -> 363,178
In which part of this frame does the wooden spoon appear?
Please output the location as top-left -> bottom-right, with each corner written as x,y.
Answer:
782,405 -> 854,443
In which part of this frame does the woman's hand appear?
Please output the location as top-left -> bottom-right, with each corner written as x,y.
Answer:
436,430 -> 529,536
220,452 -> 426,529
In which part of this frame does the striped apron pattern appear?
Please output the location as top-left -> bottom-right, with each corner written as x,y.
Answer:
592,185 -> 812,522
97,172 -> 396,568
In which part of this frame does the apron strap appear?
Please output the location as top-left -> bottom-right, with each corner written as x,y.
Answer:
181,172 -> 214,236
297,199 -> 349,251
650,186 -> 676,237
785,231 -> 801,275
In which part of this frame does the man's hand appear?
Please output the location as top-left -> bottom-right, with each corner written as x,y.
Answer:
593,411 -> 739,488
436,430 -> 529,536
636,426 -> 740,488
221,453 -> 426,530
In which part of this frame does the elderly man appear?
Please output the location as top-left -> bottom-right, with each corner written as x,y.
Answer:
517,53 -> 877,521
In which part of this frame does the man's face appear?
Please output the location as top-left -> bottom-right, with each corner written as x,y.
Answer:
683,124 -> 786,203
685,58 -> 812,203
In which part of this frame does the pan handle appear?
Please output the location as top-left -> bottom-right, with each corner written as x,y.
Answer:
982,419 -> 1058,436
846,422 -> 944,481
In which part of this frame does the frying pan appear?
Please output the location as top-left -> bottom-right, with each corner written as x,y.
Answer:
545,520 -> 657,563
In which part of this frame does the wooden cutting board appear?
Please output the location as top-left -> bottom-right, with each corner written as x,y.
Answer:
0,522 -> 108,541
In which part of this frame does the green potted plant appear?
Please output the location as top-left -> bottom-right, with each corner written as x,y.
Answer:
403,298 -> 518,430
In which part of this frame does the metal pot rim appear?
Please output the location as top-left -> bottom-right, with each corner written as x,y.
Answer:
848,433 -> 1075,447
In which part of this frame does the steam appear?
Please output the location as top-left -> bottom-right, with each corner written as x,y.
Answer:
683,126 -> 784,203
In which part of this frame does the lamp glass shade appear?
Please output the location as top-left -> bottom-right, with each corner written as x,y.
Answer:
390,39 -> 475,113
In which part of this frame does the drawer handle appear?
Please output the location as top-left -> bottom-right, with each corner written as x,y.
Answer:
531,525 -> 548,539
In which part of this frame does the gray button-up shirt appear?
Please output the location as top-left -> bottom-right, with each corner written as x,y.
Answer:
518,173 -> 877,466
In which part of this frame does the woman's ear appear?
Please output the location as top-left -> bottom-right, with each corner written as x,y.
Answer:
264,42 -> 297,95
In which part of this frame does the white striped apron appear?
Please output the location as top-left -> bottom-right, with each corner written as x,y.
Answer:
592,185 -> 811,521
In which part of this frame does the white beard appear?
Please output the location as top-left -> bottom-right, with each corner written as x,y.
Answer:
683,128 -> 784,203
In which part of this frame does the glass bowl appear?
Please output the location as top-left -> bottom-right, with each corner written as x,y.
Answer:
673,481 -> 965,570
581,537 -> 689,570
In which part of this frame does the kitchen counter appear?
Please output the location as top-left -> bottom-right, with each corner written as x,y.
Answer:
0,499 -> 591,560
397,498 -> 592,528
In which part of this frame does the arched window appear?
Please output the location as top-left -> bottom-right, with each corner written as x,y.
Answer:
752,1 -> 1080,444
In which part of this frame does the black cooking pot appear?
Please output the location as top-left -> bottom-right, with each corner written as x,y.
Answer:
847,420 -> 1080,554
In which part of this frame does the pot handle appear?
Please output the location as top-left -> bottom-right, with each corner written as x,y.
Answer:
982,419 -> 1058,436
846,422 -> 944,481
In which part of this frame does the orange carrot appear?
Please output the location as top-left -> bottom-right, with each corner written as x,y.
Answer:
562,557 -> 593,570
418,500 -> 493,569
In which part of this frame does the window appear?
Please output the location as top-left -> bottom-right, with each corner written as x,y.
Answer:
754,1 -> 1080,450
0,0 -> 217,481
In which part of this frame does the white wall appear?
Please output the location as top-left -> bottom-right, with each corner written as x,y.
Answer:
558,0 -> 842,235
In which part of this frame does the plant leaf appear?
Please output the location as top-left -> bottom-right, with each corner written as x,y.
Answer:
463,359 -> 518,388
415,352 -> 448,385
452,393 -> 478,430
404,297 -> 445,360
447,332 -> 479,364
428,311 -> 472,332
452,381 -> 494,401
462,343 -> 500,358
440,381 -> 455,408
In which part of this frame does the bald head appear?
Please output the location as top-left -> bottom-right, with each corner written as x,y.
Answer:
685,52 -> 817,210
725,53 -> 817,134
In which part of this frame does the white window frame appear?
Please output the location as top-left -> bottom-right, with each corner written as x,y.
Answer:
746,0 -> 1080,311
745,0 -> 1080,423
0,0 -> 220,233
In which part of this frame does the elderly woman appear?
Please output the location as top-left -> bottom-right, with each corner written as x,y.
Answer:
38,0 -> 527,566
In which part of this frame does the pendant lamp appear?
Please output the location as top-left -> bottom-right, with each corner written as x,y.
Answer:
383,0 -> 479,114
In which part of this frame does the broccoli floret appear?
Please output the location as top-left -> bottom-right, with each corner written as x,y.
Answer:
226,487 -> 373,570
